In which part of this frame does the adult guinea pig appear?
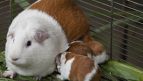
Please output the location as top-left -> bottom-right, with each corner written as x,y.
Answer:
68,40 -> 108,64
3,0 -> 89,79
55,52 -> 101,81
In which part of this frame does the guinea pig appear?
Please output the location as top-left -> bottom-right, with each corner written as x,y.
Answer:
83,35 -> 108,64
68,40 -> 108,64
3,0 -> 89,79
68,41 -> 94,57
55,52 -> 101,81
83,35 -> 105,55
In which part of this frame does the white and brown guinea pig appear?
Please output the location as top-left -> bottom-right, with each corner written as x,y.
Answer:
55,52 -> 101,81
68,40 -> 108,64
83,35 -> 105,55
83,35 -> 108,64
3,0 -> 89,79
68,41 -> 94,57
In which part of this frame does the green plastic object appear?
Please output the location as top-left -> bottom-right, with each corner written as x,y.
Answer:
14,0 -> 30,9
102,60 -> 143,81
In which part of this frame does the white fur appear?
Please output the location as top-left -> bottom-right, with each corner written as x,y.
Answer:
58,52 -> 74,80
5,9 -> 69,77
37,0 -> 41,2
27,0 -> 41,8
33,0 -> 41,5
70,40 -> 83,45
87,53 -> 93,59
84,63 -> 98,81
93,51 -> 108,64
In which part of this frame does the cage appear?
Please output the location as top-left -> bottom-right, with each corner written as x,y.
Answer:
0,0 -> 143,81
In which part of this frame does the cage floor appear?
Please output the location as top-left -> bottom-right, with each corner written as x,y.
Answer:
1,51 -> 143,81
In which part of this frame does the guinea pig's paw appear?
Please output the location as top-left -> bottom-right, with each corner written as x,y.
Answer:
34,76 -> 42,81
56,74 -> 64,80
2,70 -> 16,79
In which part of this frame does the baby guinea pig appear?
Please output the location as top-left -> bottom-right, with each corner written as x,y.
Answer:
83,35 -> 105,55
67,41 -> 94,57
68,40 -> 108,64
55,52 -> 101,81
83,35 -> 108,64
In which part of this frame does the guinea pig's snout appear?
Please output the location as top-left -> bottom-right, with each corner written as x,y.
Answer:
12,57 -> 19,61
10,56 -> 23,65
9,56 -> 28,66
10,56 -> 20,62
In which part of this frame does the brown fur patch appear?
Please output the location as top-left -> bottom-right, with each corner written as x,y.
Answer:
83,35 -> 105,55
65,52 -> 75,63
67,41 -> 94,56
91,69 -> 101,81
67,53 -> 100,81
30,0 -> 89,42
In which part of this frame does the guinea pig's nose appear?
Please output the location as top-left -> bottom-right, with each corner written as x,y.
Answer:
12,57 -> 19,61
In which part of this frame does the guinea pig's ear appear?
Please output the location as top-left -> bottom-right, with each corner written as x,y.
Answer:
34,30 -> 49,43
7,32 -> 14,39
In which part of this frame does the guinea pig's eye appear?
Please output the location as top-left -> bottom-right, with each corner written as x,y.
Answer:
13,39 -> 15,42
26,40 -> 32,47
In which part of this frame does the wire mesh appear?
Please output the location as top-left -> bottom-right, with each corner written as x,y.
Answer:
0,0 -> 32,51
0,0 -> 10,51
79,0 -> 143,68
